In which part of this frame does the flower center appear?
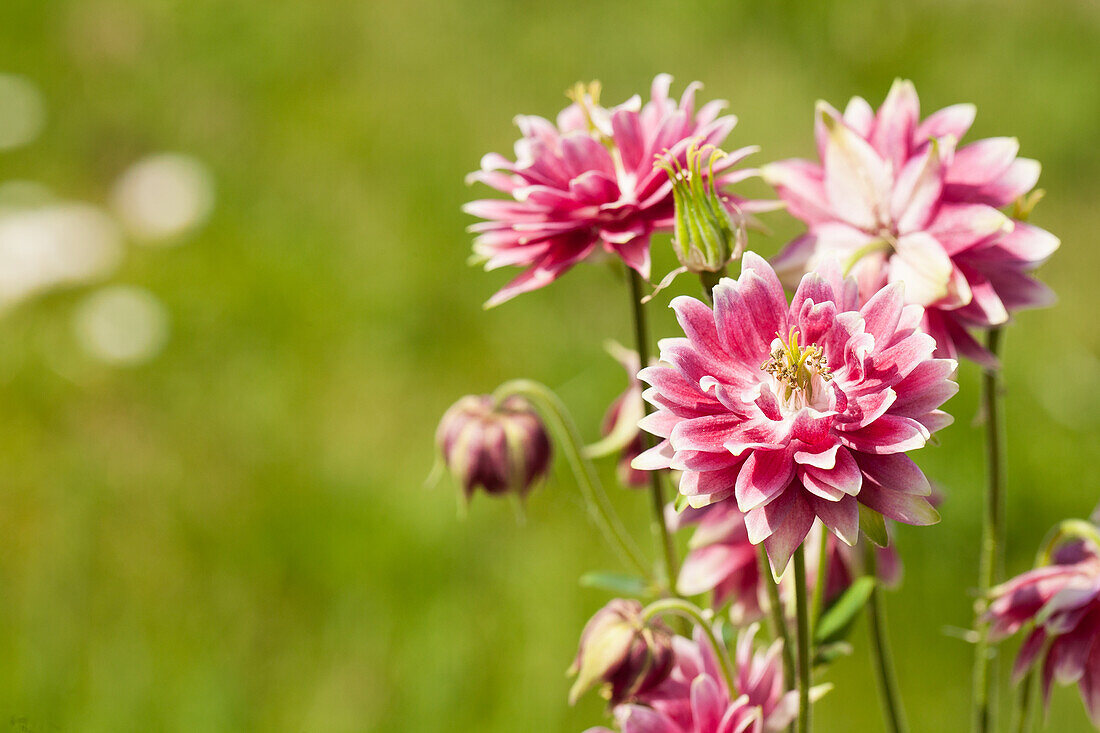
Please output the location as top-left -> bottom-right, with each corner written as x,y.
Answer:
761,328 -> 833,411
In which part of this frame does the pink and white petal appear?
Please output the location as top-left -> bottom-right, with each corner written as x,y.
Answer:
915,103 -> 976,145
1081,636 -> 1100,726
1012,627 -> 1047,682
967,221 -> 1059,266
843,96 -> 875,138
926,203 -> 1012,256
794,443 -> 841,470
967,157 -> 1041,207
871,79 -> 920,171
761,159 -> 836,227
735,449 -> 796,511
891,359 -> 959,417
890,135 -> 946,234
840,415 -> 929,455
632,440 -> 675,470
771,234 -> 817,289
803,446 -> 862,496
819,105 -> 892,230
856,453 -> 932,497
944,137 -> 1019,188
811,494 -> 860,545
763,492 -> 817,575
859,282 -> 906,346
983,267 -> 1057,311
888,232 -> 954,306
690,671 -> 728,731
857,484 -> 940,526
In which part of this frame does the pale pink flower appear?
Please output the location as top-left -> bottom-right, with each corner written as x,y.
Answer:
764,80 -> 1059,366
633,252 -> 955,572
986,532 -> 1100,724
672,504 -> 901,623
465,75 -> 768,307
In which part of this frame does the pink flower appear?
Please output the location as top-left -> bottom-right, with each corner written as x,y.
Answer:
764,80 -> 1059,366
672,504 -> 902,623
633,252 -> 956,572
435,394 -> 551,501
586,625 -> 804,733
986,533 -> 1100,723
465,75 -> 768,307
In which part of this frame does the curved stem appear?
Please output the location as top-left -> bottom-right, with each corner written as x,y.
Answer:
494,379 -> 648,576
793,547 -> 812,733
1035,519 -> 1100,566
643,598 -> 736,696
810,527 -> 829,632
758,546 -> 795,694
628,270 -> 679,591
864,542 -> 908,733
973,326 -> 1005,733
1015,667 -> 1035,733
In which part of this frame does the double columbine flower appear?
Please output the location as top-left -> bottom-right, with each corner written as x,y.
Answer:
633,252 -> 956,572
586,624 -> 803,733
464,75 -> 768,306
765,79 -> 1059,366
985,525 -> 1100,724
435,394 -> 552,502
673,504 -> 900,623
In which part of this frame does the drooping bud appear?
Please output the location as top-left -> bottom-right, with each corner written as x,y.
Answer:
655,141 -> 746,274
435,394 -> 551,502
568,599 -> 673,706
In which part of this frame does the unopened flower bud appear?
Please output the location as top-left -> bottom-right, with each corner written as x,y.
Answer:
568,599 -> 673,706
435,394 -> 551,502
656,141 -> 746,274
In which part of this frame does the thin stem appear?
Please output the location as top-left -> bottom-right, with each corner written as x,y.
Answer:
864,542 -> 908,733
758,546 -> 795,693
643,598 -> 736,696
494,379 -> 648,576
1015,667 -> 1035,733
810,527 -> 829,632
793,547 -> 812,733
973,326 -> 1005,733
628,270 -> 679,590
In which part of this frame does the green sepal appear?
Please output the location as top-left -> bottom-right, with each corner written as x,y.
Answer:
858,504 -> 889,548
674,492 -> 691,513
814,576 -> 876,645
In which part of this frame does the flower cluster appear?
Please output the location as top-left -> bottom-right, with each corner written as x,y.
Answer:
444,75 -> 1071,731
765,79 -> 1059,366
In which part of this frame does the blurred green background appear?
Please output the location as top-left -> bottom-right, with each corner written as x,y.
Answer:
0,0 -> 1096,730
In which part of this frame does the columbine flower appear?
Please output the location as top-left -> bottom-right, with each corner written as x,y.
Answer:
435,394 -> 551,502
985,529 -> 1100,723
764,79 -> 1059,366
570,599 -> 675,706
465,75 -> 767,307
672,505 -> 901,623
633,252 -> 956,572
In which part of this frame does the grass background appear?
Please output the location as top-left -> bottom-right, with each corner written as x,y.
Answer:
0,0 -> 1097,730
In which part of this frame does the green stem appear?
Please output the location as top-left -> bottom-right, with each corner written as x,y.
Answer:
643,598 -> 736,696
973,326 -> 1004,733
1015,667 -> 1035,733
864,542 -> 908,733
493,379 -> 648,576
758,546 -> 796,694
628,270 -> 679,591
793,547 -> 812,733
810,527 -> 829,632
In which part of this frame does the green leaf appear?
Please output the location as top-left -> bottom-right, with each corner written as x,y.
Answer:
579,571 -> 649,596
815,576 -> 876,645
858,504 -> 889,547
